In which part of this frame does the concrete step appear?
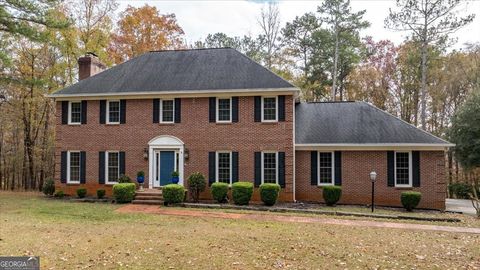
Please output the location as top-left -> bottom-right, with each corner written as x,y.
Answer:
132,199 -> 164,205
135,195 -> 163,200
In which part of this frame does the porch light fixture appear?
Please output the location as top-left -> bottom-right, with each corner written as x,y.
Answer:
184,149 -> 189,161
370,171 -> 377,212
143,148 -> 148,160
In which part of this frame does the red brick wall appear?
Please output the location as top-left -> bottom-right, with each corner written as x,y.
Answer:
295,150 -> 446,210
55,96 -> 295,201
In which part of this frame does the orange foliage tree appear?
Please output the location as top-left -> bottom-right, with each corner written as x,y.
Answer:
108,5 -> 185,63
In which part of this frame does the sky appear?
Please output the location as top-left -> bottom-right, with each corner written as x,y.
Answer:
117,0 -> 480,49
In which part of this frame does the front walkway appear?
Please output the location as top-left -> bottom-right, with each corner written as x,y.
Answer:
446,198 -> 478,216
117,204 -> 480,235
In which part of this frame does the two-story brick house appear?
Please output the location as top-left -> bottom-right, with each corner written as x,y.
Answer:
49,48 -> 452,210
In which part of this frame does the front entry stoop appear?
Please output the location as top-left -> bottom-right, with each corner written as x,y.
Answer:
132,189 -> 163,205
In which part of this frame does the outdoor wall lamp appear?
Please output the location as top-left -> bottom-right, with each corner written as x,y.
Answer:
143,148 -> 148,160
184,149 -> 190,161
370,171 -> 377,212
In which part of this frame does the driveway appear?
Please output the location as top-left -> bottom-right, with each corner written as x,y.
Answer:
446,198 -> 478,216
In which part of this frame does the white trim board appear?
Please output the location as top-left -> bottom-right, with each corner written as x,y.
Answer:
295,143 -> 454,151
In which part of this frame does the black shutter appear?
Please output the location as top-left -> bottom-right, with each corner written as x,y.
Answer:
387,151 -> 395,187
311,151 -> 318,185
61,101 -> 68,125
232,152 -> 239,183
119,151 -> 125,177
334,151 -> 342,186
99,152 -> 105,184
174,98 -> 181,123
80,151 -> 86,184
254,96 -> 261,122
60,151 -> 67,183
99,100 -> 106,124
232,97 -> 239,122
278,152 -> 285,188
153,99 -> 159,123
412,151 -> 421,187
208,152 -> 216,186
81,100 -> 87,124
209,97 -> 216,122
278,95 -> 285,122
254,152 -> 261,187
120,100 -> 126,124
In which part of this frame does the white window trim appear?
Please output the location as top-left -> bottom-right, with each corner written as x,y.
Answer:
67,151 -> 81,184
105,151 -> 120,185
106,100 -> 120,124
159,99 -> 175,124
261,96 -> 278,122
216,151 -> 232,184
216,97 -> 232,123
394,151 -> 413,187
68,101 -> 82,125
317,151 -> 335,186
261,151 -> 278,184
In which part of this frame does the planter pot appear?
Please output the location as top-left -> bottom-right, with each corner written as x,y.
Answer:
171,176 -> 179,184
137,176 -> 144,184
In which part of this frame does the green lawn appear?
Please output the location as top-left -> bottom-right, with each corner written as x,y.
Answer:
0,192 -> 479,269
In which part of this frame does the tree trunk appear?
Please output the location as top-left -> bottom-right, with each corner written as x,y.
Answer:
420,40 -> 428,130
332,29 -> 339,101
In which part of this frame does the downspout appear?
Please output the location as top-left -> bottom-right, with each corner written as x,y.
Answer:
292,95 -> 296,202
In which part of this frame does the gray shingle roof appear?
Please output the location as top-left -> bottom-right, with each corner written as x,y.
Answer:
52,48 -> 295,96
295,101 -> 451,145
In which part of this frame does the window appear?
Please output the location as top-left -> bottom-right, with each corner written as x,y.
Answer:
262,97 -> 277,122
106,151 -> 119,184
69,102 -> 81,124
216,98 -> 231,122
216,152 -> 232,184
67,151 -> 80,183
395,152 -> 411,187
107,101 -> 120,124
262,152 -> 278,184
318,152 -> 334,185
160,99 -> 174,123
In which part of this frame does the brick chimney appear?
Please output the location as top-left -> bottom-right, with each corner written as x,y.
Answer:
78,52 -> 106,80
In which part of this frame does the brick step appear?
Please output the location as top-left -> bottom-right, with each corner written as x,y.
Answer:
132,199 -> 164,205
135,190 -> 162,196
134,195 -> 163,200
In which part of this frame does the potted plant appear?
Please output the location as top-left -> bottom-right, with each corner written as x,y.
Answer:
171,171 -> 179,184
137,171 -> 145,191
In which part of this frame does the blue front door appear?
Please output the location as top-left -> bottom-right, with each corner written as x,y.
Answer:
159,151 -> 175,186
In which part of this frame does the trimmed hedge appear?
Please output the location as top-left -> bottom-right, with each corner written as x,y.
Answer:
232,182 -> 253,205
97,189 -> 106,199
259,183 -> 281,206
323,186 -> 342,206
112,183 -> 136,203
76,188 -> 87,198
211,182 -> 229,203
118,174 -> 132,183
187,172 -> 206,203
401,191 -> 422,211
42,178 -> 55,196
448,183 -> 473,199
54,190 -> 64,198
163,184 -> 185,205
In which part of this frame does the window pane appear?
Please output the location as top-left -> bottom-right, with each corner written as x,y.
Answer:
217,99 -> 231,121
161,100 -> 174,122
70,102 -> 81,123
108,101 -> 120,123
108,152 -> 119,182
263,97 -> 276,121
396,152 -> 410,185
69,152 -> 80,182
319,152 -> 333,184
218,152 -> 231,183
263,153 -> 277,183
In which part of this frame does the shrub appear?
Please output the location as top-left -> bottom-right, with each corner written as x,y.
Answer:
211,182 -> 229,203
448,183 -> 472,199
54,190 -> 64,198
112,183 -> 136,203
136,171 -> 145,177
76,188 -> 87,198
97,189 -> 106,199
401,191 -> 422,211
232,182 -> 253,205
259,183 -> 281,206
323,186 -> 342,206
118,174 -> 132,183
187,172 -> 206,202
163,184 -> 185,204
172,171 -> 179,177
42,178 -> 55,196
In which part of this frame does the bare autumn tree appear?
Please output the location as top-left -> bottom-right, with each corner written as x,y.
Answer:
385,0 -> 475,130
257,2 -> 281,69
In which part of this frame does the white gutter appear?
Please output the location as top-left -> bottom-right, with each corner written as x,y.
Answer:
295,143 -> 455,151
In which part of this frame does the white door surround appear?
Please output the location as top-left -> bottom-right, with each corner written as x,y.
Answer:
148,135 -> 185,188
